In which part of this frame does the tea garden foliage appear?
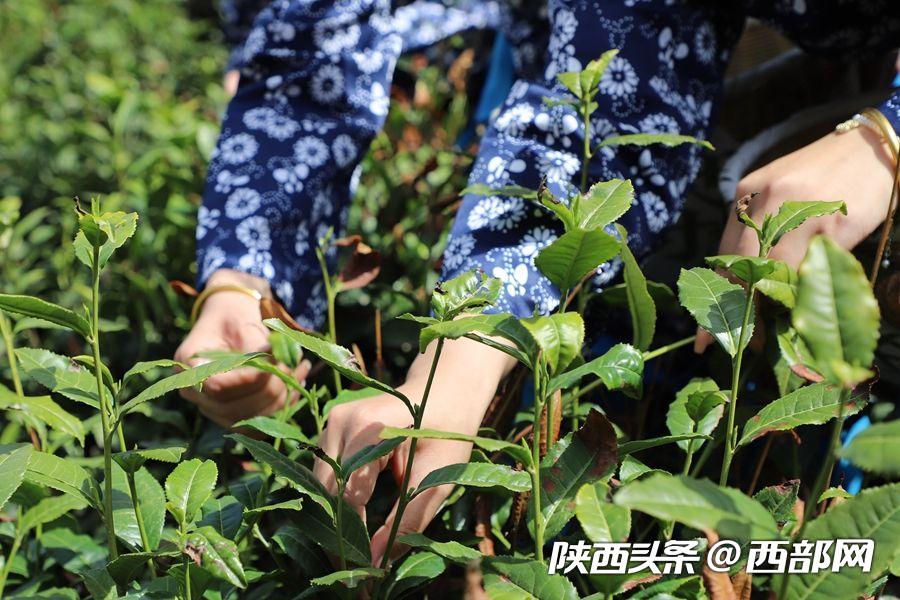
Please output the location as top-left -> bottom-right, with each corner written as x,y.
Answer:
0,4 -> 899,599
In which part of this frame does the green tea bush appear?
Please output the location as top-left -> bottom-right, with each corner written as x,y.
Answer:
2,3 -> 899,597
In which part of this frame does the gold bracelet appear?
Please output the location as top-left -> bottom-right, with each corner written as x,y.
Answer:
836,107 -> 899,163
190,284 -> 264,323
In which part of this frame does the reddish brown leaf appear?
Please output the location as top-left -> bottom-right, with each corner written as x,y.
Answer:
731,571 -> 752,600
702,531 -> 738,600
170,280 -> 198,297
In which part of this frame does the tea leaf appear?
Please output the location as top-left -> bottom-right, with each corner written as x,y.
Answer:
341,436 -> 404,476
290,498 -> 371,566
793,236 -> 880,387
233,416 -> 309,442
616,224 -> 655,350
107,552 -> 157,587
531,410 -> 618,540
15,347 -> 103,408
264,319 -> 399,397
547,343 -> 643,398
618,434 -> 712,456
0,388 -> 84,445
557,71 -> 583,98
380,426 -> 531,466
535,228 -> 620,293
21,494 -> 87,532
418,313 -> 535,364
197,496 -> 243,540
461,183 -> 538,199
185,526 -> 247,588
397,533 -> 481,564
74,211 -> 138,270
414,462 -> 531,496
0,445 -> 31,509
242,499 -> 303,518
521,312 -> 585,375
705,255 -> 783,286
80,567 -> 117,600
666,378 -> 724,453
576,482 -> 631,542
614,473 -> 778,542
776,483 -> 900,600
25,450 -> 97,506
121,359 -> 185,385
165,458 -> 217,526
310,567 -> 384,589
0,294 -> 91,339
753,480 -> 799,524
738,383 -> 868,447
838,420 -> 900,477
596,133 -> 713,150
431,269 -> 501,321
760,201 -> 846,251
578,49 -> 619,97
227,434 -> 332,515
577,179 -> 634,231
112,464 -> 165,551
482,557 -> 579,600
119,352 -> 265,416
677,267 -> 753,358
384,553 -> 445,599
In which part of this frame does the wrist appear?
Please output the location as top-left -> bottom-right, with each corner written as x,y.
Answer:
206,269 -> 272,297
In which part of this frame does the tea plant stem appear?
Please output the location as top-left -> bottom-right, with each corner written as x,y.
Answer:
378,338 -> 445,571
719,285 -> 755,486
642,335 -> 696,362
184,555 -> 192,600
778,389 -> 849,599
91,246 -> 118,559
334,481 -> 348,572
0,528 -> 22,597
0,309 -> 40,449
579,100 -> 592,194
315,247 -> 342,394
801,387 -> 849,530
127,470 -> 156,579
529,363 -> 546,563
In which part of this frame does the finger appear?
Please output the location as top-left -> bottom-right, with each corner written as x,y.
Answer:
339,437 -> 397,519
694,328 -> 713,354
313,427 -> 343,496
369,485 -> 450,567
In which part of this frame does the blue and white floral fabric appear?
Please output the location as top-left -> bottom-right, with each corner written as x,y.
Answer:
200,0 -> 900,328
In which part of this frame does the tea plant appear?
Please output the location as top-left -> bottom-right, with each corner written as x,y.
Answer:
1,50 -> 898,600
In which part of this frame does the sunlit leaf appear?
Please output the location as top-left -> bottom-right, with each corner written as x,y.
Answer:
616,225 -> 655,350
666,378 -> 724,453
576,481 -> 631,542
111,463 -> 165,551
120,352 -> 265,416
521,312 -> 584,375
414,462 -> 531,496
20,494 -> 87,532
380,426 -> 531,466
753,480 -> 799,524
760,201 -> 846,252
165,458 -> 217,526
15,348 -> 103,408
838,420 -> 900,477
535,228 -> 620,293
738,383 -> 868,447
547,343 -> 643,398
185,526 -> 247,588
793,236 -> 879,387
677,267 -> 753,358
233,416 -> 309,442
597,133 -> 713,150
384,553 -> 445,599
576,180 -> 634,231
776,483 -> 900,600
0,294 -> 91,339
341,437 -> 404,476
482,557 -> 579,600
0,445 -> 31,509
431,269 -> 502,322
397,533 -> 481,564
614,473 -> 778,542
0,388 -> 84,445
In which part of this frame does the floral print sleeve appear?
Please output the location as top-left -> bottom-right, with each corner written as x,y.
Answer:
441,0 -> 899,318
200,0 -> 899,327
198,0 -> 499,329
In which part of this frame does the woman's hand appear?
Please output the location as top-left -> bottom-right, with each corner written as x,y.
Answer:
312,338 -> 515,566
175,269 -> 309,427
697,126 -> 896,353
